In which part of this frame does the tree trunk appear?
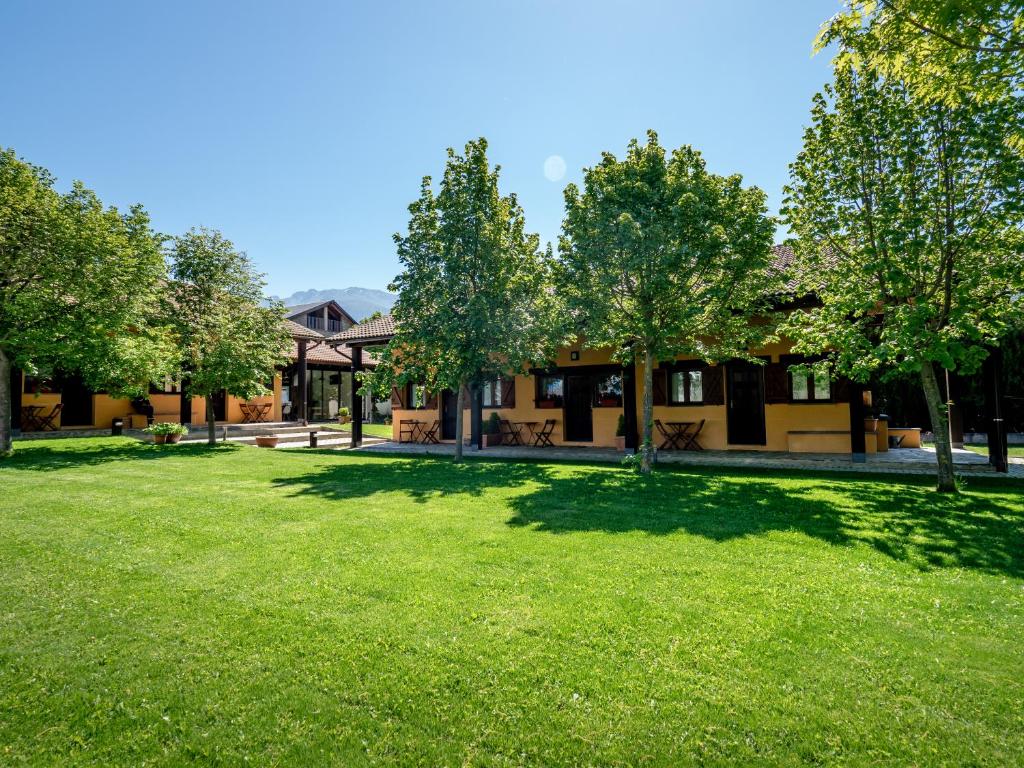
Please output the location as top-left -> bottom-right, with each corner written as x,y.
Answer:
206,397 -> 217,446
639,347 -> 655,474
0,346 -> 12,457
454,380 -> 465,463
920,360 -> 957,493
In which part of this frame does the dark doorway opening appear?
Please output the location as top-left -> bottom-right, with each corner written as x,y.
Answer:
441,389 -> 459,440
726,362 -> 766,445
57,372 -> 93,426
211,389 -> 227,422
564,375 -> 594,442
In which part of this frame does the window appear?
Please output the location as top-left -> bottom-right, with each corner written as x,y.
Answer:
594,374 -> 622,407
23,376 -> 58,394
410,384 -> 428,409
669,368 -> 703,405
149,376 -> 182,395
789,365 -> 831,402
536,375 -> 563,407
481,379 -> 502,408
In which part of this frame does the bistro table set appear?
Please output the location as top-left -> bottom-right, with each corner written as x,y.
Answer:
655,419 -> 705,451
398,419 -> 440,444
19,404 -> 63,432
239,402 -> 273,423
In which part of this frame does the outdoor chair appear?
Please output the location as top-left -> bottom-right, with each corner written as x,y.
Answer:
239,403 -> 255,423
499,419 -> 522,446
399,420 -> 420,443
36,403 -> 63,432
654,419 -> 678,450
421,420 -> 440,444
533,419 -> 556,447
679,419 -> 705,451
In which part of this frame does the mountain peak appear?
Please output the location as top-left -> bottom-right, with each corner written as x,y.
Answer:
274,287 -> 396,321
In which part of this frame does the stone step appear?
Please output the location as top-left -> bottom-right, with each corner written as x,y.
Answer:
179,430 -> 340,446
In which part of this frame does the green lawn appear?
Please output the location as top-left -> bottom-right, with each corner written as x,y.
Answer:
323,421 -> 393,438
2,439 -> 1022,766
961,443 -> 1024,458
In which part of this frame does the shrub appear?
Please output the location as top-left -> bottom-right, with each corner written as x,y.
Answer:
485,412 -> 501,435
615,414 -> 626,437
142,422 -> 189,436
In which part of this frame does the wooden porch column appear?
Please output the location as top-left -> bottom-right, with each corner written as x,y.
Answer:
179,378 -> 192,426
470,382 -> 483,450
350,345 -> 363,448
623,362 -> 639,452
296,339 -> 308,426
983,347 -> 1008,473
848,380 -> 867,463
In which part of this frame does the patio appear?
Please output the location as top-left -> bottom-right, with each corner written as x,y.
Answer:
354,440 -> 1024,478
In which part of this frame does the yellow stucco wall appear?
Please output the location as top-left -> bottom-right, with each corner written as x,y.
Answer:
390,341 -> 865,453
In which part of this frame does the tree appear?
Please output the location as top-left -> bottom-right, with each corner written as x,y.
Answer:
166,228 -> 291,445
820,1 -> 1024,147
558,132 -> 776,473
0,149 -> 174,455
781,60 -> 1024,492
372,138 -> 563,462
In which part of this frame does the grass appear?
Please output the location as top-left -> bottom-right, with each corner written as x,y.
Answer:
960,443 -> 1024,458
323,421 -> 393,438
1,438 -> 1023,766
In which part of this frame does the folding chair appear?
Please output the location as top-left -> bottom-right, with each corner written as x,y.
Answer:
421,420 -> 440,444
679,419 -> 705,451
500,419 -> 522,446
532,419 -> 556,447
239,403 -> 255,423
399,420 -> 420,443
37,403 -> 63,431
654,419 -> 678,450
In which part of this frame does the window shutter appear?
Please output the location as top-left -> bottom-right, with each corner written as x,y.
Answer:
390,386 -> 406,409
701,365 -> 724,405
500,377 -> 516,408
425,390 -> 438,410
833,377 -> 851,403
764,363 -> 789,404
652,369 -> 667,406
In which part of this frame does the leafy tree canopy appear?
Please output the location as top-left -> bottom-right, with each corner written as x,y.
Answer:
782,59 -> 1024,490
165,227 -> 291,444
372,138 -> 564,460
557,131 -> 776,472
0,148 -> 174,454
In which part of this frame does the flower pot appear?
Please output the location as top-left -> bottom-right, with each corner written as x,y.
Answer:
153,434 -> 167,445
600,398 -> 620,407
255,435 -> 279,448
167,433 -> 182,444
482,433 -> 502,448
538,399 -> 556,409
615,436 -> 626,451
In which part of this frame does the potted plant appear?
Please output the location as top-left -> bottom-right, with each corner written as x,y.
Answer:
255,434 -> 280,448
482,412 -> 503,447
615,414 -> 627,451
337,406 -> 351,425
143,422 -> 189,445
600,396 -> 620,407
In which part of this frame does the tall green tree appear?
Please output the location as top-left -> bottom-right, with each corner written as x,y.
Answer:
372,138 -> 563,462
0,149 -> 174,455
558,132 -> 776,473
166,228 -> 290,446
782,60 -> 1024,491
820,1 -> 1024,147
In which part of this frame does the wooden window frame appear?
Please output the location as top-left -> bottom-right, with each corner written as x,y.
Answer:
665,362 -> 705,406
782,355 -> 833,403
592,373 -> 623,408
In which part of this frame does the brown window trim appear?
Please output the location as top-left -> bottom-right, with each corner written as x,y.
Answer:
662,361 -> 706,406
781,354 -> 833,403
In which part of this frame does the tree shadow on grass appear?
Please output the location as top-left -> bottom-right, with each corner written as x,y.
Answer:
272,454 -> 1024,579
1,438 -> 241,471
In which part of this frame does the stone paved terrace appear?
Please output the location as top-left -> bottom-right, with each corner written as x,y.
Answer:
352,441 -> 1024,478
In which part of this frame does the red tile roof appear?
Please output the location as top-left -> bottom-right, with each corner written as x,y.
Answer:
327,314 -> 395,344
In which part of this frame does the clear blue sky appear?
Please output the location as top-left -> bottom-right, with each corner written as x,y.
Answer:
1,0 -> 839,298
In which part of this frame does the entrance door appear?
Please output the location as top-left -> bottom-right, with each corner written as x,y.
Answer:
211,389 -> 227,421
726,362 -> 766,445
564,375 -> 593,442
441,389 -> 459,440
57,372 -> 93,426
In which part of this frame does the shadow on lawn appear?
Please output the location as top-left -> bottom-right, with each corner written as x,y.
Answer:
2,438 -> 241,471
273,455 -> 1024,578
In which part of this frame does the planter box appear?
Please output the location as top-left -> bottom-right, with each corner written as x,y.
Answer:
482,433 -> 503,448
167,434 -> 183,444
152,434 -> 167,445
255,435 -> 280,448
615,436 -> 626,451
600,398 -> 621,408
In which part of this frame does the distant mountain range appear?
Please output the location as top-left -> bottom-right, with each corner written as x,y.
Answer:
273,287 -> 396,322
